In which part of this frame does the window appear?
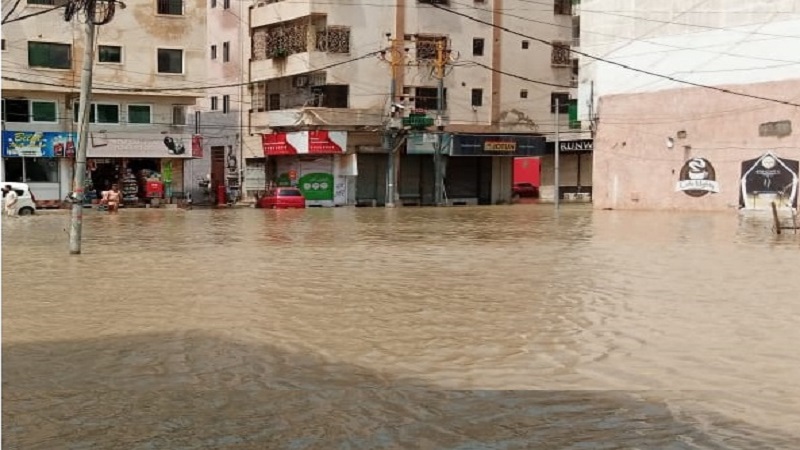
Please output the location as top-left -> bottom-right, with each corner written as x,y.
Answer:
157,0 -> 183,15
98,45 -> 122,63
312,85 -> 349,108
520,89 -> 528,99
96,104 -> 119,123
268,93 -> 281,111
1,39 -> 6,51
472,38 -> 484,56
210,45 -> 217,59
72,103 -> 119,124
157,48 -> 183,74
3,100 -> 29,122
223,42 -> 230,62
554,0 -> 571,15
210,0 -> 216,7
521,40 -> 529,49
127,105 -> 151,124
316,26 -> 351,54
223,0 -> 229,8
222,95 -> 230,113
172,105 -> 187,125
471,89 -> 482,107
414,87 -> 446,110
551,42 -> 571,66
28,42 -> 71,69
1,100 -> 56,122
210,96 -> 219,111
31,101 -> 57,122
415,35 -> 446,61
73,102 -> 94,123
551,92 -> 570,114
4,158 -> 59,183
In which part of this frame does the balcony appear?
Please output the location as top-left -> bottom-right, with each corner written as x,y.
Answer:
251,107 -> 384,129
251,0 -> 321,28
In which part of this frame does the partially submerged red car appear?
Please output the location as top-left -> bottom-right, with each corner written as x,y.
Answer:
256,187 -> 306,209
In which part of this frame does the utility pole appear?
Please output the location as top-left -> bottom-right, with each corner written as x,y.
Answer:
554,97 -> 560,210
67,0 -> 117,254
68,19 -> 97,254
379,35 -> 407,208
432,39 -> 449,207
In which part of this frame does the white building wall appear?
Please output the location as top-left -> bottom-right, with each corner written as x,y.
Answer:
187,0 -> 249,201
2,0 -> 206,200
248,0 -> 573,132
578,0 -> 800,121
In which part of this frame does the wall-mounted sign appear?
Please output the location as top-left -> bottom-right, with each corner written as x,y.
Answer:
406,132 -> 450,155
676,157 -> 719,197
739,152 -> 798,210
2,131 -> 77,158
451,134 -> 545,157
758,120 -> 792,138
484,141 -> 517,152
262,131 -> 347,156
559,139 -> 593,152
192,135 -> 204,158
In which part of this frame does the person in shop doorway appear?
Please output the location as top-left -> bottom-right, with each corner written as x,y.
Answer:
101,184 -> 122,214
3,185 -> 19,217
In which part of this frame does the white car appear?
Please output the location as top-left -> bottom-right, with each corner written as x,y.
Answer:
3,182 -> 38,215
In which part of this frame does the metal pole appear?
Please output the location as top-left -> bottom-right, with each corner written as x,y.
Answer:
554,97 -> 560,210
386,74 -> 397,208
434,40 -> 445,207
68,20 -> 96,254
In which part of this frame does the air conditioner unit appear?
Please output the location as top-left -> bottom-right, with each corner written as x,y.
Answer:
293,75 -> 309,88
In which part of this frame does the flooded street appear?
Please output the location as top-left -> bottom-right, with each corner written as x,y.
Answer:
3,205 -> 800,449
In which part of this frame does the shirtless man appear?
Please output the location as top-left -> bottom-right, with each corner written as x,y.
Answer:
102,184 -> 122,213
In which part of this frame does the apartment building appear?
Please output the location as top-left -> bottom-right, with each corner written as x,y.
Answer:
1,0 -> 205,206
578,0 -> 800,210
242,0 -> 577,206
187,0 -> 249,205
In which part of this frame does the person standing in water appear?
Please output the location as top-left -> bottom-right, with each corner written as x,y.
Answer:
3,185 -> 19,217
101,184 -> 122,213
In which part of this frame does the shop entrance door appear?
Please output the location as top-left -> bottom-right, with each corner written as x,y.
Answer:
211,146 -> 226,193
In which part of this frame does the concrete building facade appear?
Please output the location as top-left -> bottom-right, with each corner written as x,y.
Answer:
243,0 -> 577,206
186,0 -> 249,205
1,0 -> 206,206
578,0 -> 800,210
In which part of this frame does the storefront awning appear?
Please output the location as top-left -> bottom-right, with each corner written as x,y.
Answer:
450,134 -> 546,157
262,131 -> 347,156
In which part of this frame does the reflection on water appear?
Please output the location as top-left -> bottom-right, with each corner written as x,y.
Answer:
3,206 -> 800,448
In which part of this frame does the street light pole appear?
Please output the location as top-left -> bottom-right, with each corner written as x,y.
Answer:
433,39 -> 448,207
68,19 -> 97,254
554,97 -> 560,210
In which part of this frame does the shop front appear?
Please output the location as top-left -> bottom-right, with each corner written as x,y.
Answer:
540,138 -> 594,203
262,131 -> 355,207
1,130 -> 76,207
448,134 -> 546,205
85,136 -> 195,206
402,132 -> 448,206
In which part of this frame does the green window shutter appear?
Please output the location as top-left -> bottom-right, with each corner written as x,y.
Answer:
32,102 -> 56,122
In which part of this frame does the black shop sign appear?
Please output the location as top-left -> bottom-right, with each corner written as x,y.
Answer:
450,134 -> 546,157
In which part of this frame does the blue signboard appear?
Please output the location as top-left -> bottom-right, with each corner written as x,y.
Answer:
2,131 -> 78,158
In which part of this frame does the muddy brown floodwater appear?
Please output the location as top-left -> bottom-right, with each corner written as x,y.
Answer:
3,205 -> 800,449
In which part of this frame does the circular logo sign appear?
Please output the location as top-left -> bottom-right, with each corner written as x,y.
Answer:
677,157 -> 719,197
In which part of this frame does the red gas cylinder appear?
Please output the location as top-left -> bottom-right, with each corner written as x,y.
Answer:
217,184 -> 227,206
